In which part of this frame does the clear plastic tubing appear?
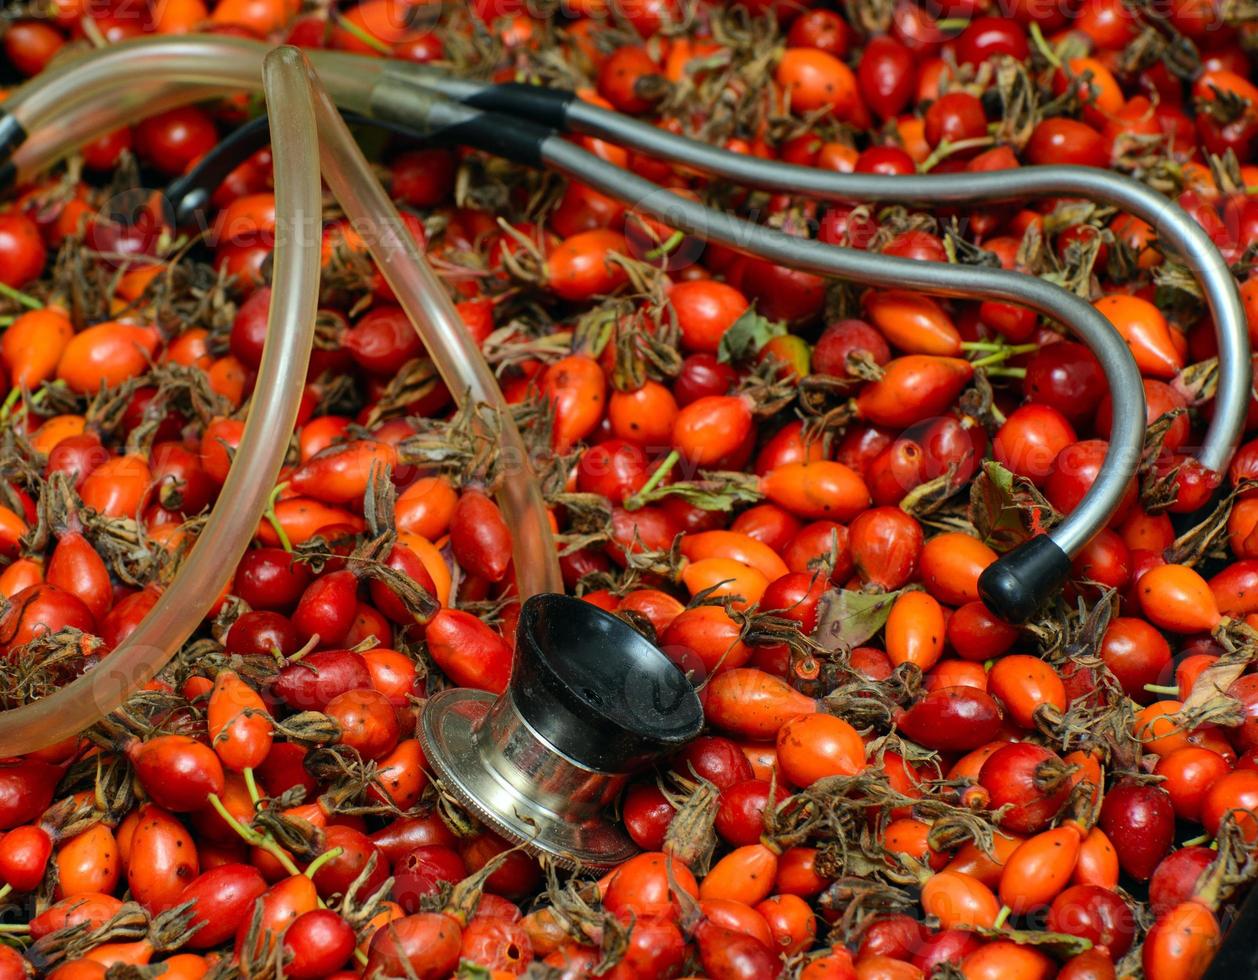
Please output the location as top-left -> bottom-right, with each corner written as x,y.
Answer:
299,54 -> 563,599
12,82 -> 224,182
3,36 -> 560,597
0,46 -> 323,756
4,35 -> 380,136
0,39 -> 561,750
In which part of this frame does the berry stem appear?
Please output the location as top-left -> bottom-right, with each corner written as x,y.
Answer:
644,230 -> 685,260
243,766 -> 262,807
303,845 -> 345,879
625,449 -> 680,510
0,282 -> 41,311
969,344 -> 1037,369
207,792 -> 302,877
264,482 -> 293,553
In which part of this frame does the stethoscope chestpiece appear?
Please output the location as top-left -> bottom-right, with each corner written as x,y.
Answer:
419,593 -> 703,871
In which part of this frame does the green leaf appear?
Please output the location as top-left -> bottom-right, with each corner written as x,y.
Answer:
716,307 -> 787,364
973,926 -> 1092,958
968,460 -> 1058,554
814,588 -> 903,652
623,471 -> 762,512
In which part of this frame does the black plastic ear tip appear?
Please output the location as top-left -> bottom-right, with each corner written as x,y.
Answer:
0,113 -> 25,160
978,535 -> 1072,625
171,189 -> 209,230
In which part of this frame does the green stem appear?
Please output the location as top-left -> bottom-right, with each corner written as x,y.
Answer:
207,793 -> 302,877
644,230 -> 685,260
303,846 -> 345,880
960,341 -> 1007,352
0,925 -> 29,934
264,482 -> 293,553
919,136 -> 995,173
641,450 -> 679,495
329,10 -> 393,54
0,282 -> 41,311
1143,683 -> 1181,696
0,884 -> 10,903
625,450 -> 680,510
969,344 -> 1037,369
993,905 -> 1012,930
243,767 -> 262,807
971,351 -> 1011,369
29,380 -> 66,410
1029,22 -> 1062,69
982,366 -> 1027,379
1182,833 -> 1211,847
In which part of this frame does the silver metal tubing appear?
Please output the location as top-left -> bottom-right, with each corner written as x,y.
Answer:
364,71 -> 1145,617
382,63 -> 1247,477
537,136 -> 1146,562
561,104 -> 1248,478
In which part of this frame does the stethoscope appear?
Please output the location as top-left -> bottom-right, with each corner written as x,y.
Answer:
0,41 -> 1246,862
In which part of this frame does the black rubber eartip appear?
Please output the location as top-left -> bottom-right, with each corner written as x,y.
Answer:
511,593 -> 703,772
0,113 -> 25,160
978,535 -> 1072,625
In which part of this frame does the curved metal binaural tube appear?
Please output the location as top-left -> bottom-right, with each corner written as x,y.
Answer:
381,63 -> 1248,478
0,40 -> 1240,482
362,73 -> 1153,619
536,136 -> 1145,621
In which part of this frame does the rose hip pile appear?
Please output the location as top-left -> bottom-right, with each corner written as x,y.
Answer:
4,0 -> 1258,978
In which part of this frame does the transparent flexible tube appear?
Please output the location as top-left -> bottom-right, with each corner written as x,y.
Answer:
384,65 -> 1248,476
300,54 -> 563,600
11,82 -> 224,184
4,35 -> 381,136
0,47 -> 323,756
